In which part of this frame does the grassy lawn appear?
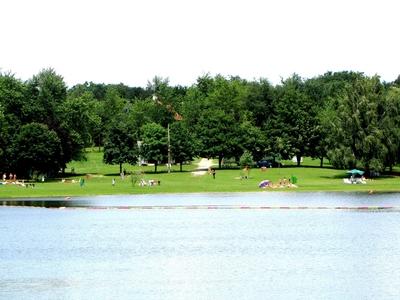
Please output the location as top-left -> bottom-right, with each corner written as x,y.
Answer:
1,151 -> 399,198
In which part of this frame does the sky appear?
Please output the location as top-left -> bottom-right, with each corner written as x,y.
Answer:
1,0 -> 399,87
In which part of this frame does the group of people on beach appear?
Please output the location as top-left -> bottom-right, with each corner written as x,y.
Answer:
260,177 -> 298,189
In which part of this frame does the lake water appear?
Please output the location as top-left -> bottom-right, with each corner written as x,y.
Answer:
1,192 -> 400,299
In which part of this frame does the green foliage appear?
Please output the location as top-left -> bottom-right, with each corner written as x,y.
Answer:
12,123 -> 62,177
239,151 -> 254,168
170,122 -> 196,171
0,72 -> 26,127
238,121 -> 266,161
0,105 -> 8,170
185,75 -> 249,167
140,122 -> 168,173
103,121 -> 138,173
2,68 -> 400,179
323,76 -> 388,173
63,92 -> 101,147
271,74 -> 319,164
26,68 -> 67,128
101,87 -> 126,129
380,87 -> 400,170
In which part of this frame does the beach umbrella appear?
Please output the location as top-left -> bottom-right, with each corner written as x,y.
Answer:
347,169 -> 364,176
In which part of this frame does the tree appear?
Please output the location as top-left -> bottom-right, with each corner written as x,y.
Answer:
239,150 -> 253,168
62,92 -> 101,147
103,121 -> 138,174
304,71 -> 366,167
25,69 -> 86,172
245,78 -> 275,128
0,72 -> 26,171
323,76 -> 388,173
237,121 -> 266,162
0,72 -> 26,128
170,121 -> 196,171
25,68 -> 67,128
101,87 -> 126,131
146,76 -> 180,127
272,74 -> 319,166
129,98 -> 173,133
140,123 -> 167,173
0,105 -> 8,171
379,86 -> 400,171
12,123 -> 62,178
186,75 -> 249,167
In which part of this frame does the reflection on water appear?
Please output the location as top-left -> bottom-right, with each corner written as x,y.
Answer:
1,193 -> 400,299
0,192 -> 400,210
2,200 -> 72,208
3,192 -> 400,209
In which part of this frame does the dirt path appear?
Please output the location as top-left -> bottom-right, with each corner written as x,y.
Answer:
191,158 -> 214,176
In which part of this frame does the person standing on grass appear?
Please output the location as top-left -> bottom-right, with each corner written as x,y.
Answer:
211,168 -> 216,179
112,178 -> 115,186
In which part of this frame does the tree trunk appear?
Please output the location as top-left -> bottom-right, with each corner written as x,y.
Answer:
218,155 -> 223,169
154,162 -> 158,173
119,163 -> 122,174
180,162 -> 183,172
296,155 -> 301,167
320,157 -> 323,168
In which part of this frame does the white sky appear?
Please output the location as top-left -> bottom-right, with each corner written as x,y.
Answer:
1,0 -> 399,87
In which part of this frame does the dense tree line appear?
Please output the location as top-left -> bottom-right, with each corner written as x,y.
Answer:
1,68 -> 400,178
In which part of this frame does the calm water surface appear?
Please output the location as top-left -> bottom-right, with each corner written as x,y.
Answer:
1,193 -> 400,299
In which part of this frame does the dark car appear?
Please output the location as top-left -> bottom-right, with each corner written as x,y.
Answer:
257,159 -> 281,168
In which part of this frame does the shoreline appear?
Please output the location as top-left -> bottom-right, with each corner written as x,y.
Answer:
1,189 -> 400,200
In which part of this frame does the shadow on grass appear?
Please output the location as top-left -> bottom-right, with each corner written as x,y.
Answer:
321,173 -> 398,180
103,170 -> 194,176
373,174 -> 397,179
282,165 -> 336,169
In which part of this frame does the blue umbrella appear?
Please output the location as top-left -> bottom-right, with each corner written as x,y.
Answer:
347,169 -> 364,176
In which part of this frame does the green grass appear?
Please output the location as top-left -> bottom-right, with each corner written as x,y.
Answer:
1,151 -> 399,198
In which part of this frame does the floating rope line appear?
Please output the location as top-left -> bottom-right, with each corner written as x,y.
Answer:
51,205 -> 399,211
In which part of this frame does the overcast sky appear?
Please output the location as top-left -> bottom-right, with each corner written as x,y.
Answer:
1,0 -> 399,87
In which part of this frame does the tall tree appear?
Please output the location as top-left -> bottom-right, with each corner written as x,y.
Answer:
186,75 -> 248,167
62,92 -> 101,147
12,123 -> 62,178
170,121 -> 196,171
272,74 -> 319,166
245,78 -> 275,128
25,69 -> 86,172
140,122 -> 167,173
237,120 -> 266,162
25,68 -> 67,128
103,121 -> 138,174
379,86 -> 400,171
324,76 -> 388,173
0,105 -> 8,171
0,73 -> 26,171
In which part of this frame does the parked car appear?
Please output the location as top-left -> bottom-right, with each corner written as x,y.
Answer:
257,159 -> 281,168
